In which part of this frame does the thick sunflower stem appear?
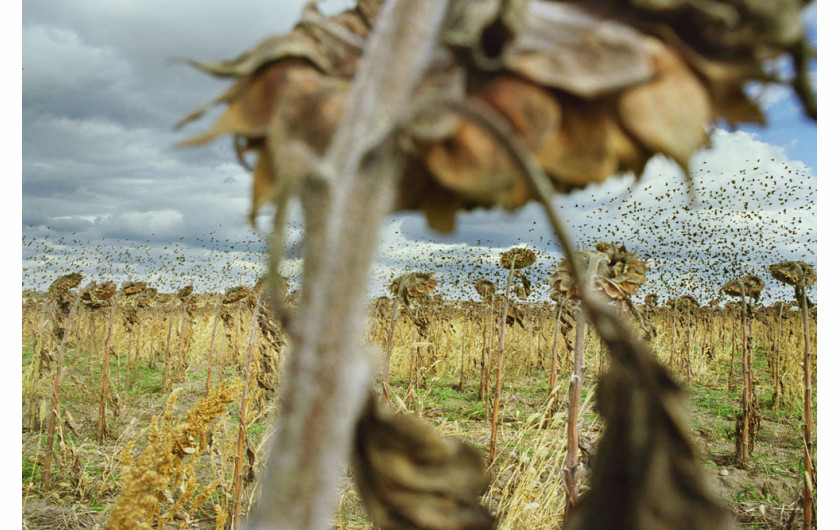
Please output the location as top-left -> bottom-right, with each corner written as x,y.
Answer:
161,312 -> 174,393
735,287 -> 754,468
773,302 -> 783,409
563,256 -> 603,518
245,3 -> 450,528
480,294 -> 494,406
563,302 -> 586,518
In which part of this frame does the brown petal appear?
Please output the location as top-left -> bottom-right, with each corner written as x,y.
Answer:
617,37 -> 711,171
179,61 -> 315,147
476,76 -> 560,150
505,1 -> 655,98
426,119 -> 517,199
537,99 -> 619,186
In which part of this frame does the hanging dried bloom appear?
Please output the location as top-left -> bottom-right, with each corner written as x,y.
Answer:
551,243 -> 646,302
644,294 -> 658,307
592,242 -> 648,301
48,272 -> 83,297
120,281 -> 148,297
81,281 -> 117,309
136,288 -> 158,309
550,252 -> 594,301
676,294 -> 701,311
499,247 -> 536,270
474,278 -> 497,301
179,0 -> 813,232
721,275 -> 764,302
177,285 -> 195,300
768,260 -> 816,287
389,271 -> 438,307
223,285 -> 252,305
94,281 -> 117,300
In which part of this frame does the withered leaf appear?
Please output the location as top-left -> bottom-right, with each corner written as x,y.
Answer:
352,396 -> 494,530
565,338 -> 733,529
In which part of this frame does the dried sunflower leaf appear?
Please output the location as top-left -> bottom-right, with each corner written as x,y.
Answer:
565,338 -> 733,529
352,396 -> 494,530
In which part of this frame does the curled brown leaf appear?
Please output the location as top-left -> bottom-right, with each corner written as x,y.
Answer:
352,395 -> 494,530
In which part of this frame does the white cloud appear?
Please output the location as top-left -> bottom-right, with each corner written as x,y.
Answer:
106,210 -> 185,239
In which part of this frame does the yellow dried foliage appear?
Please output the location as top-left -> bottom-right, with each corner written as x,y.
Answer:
105,384 -> 240,530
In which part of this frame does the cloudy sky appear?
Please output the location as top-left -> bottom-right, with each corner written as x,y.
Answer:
21,0 -> 820,305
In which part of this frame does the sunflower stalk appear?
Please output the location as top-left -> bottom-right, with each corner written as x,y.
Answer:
381,293 -> 400,404
206,300 -> 224,396
232,291 -> 264,529
161,311 -> 174,393
563,257 -> 603,517
734,281 -> 756,467
773,302 -> 783,409
488,257 -> 516,462
799,285 -> 814,529
547,297 -> 565,418
97,294 -> 120,443
42,289 -> 82,488
244,3 -> 451,527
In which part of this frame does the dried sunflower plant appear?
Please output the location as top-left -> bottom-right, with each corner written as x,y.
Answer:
179,0 -> 815,527
382,271 -> 438,403
721,274 -> 764,468
768,261 -> 817,528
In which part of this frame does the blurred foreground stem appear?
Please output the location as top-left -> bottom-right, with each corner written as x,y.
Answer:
245,2 -> 450,528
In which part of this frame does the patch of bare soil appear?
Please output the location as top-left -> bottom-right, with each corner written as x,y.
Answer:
686,388 -> 807,528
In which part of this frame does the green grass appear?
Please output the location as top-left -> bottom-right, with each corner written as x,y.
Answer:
459,401 -> 486,421
732,482 -> 779,504
247,421 -> 269,438
691,386 -> 739,419
22,456 -> 40,483
126,366 -> 163,395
